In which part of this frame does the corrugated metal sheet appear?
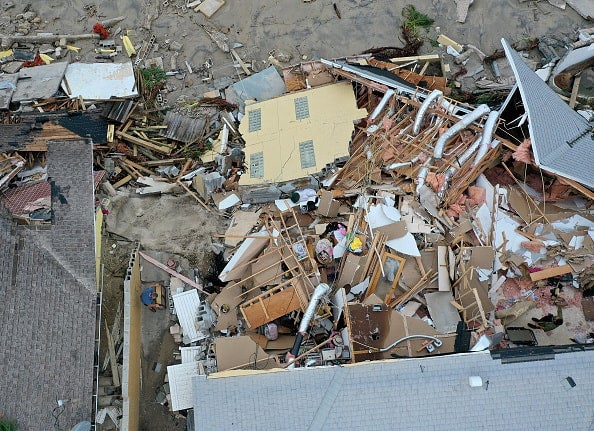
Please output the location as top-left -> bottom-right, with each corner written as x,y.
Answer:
159,111 -> 206,144
103,100 -> 135,123
166,362 -> 203,411
171,289 -> 204,343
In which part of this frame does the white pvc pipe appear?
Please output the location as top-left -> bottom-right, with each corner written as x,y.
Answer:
433,104 -> 490,160
412,89 -> 442,135
369,89 -> 395,121
473,110 -> 500,166
375,334 -> 442,353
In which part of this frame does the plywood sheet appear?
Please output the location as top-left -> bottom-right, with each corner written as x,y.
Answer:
240,285 -> 302,328
214,335 -> 276,371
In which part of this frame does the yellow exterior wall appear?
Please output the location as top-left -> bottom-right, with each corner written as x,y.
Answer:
121,245 -> 142,431
239,82 -> 367,185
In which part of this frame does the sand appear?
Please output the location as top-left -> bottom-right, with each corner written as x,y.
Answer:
3,0 -> 587,104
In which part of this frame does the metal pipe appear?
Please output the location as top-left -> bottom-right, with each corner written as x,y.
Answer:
369,89 -> 395,121
433,104 -> 490,160
412,89 -> 442,135
286,283 -> 331,368
473,110 -> 500,166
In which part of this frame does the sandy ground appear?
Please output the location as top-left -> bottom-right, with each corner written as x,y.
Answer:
3,1 -> 588,104
105,193 -> 224,272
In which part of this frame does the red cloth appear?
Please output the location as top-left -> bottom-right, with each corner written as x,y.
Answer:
93,23 -> 110,40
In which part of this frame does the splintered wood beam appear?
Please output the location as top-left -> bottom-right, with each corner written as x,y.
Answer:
139,251 -> 206,293
178,181 -> 211,211
104,320 -> 121,387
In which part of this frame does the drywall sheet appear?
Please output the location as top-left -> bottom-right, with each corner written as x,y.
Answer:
425,291 -> 461,334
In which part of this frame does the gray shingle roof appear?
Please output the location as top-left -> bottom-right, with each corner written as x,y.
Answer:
0,139 -> 97,430
193,349 -> 594,430
502,38 -> 594,189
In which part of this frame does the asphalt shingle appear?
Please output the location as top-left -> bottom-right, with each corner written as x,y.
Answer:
0,139 -> 97,430
193,349 -> 594,431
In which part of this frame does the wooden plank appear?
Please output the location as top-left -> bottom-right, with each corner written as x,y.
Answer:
569,73 -> 582,109
179,181 -> 211,211
116,130 -> 173,155
112,174 -> 132,188
139,251 -> 207,292
104,320 -> 120,387
141,157 -> 187,167
231,48 -> 251,76
107,123 -> 115,143
121,158 -> 155,176
389,54 -> 441,63
530,265 -> 573,282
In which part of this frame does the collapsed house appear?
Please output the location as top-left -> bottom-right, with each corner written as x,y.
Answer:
1,12 -> 594,429
119,39 -> 594,429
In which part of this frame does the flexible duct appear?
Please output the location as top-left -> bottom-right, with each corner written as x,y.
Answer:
369,89 -> 395,122
383,152 -> 425,171
437,135 -> 482,199
415,157 -> 433,195
412,89 -> 442,135
472,110 -> 500,166
433,104 -> 490,160
286,283 -> 331,368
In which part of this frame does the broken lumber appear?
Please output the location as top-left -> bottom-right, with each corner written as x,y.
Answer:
1,33 -> 99,49
139,251 -> 207,293
104,320 -> 121,387
179,181 -> 211,211
530,265 -> 573,281
116,130 -> 174,155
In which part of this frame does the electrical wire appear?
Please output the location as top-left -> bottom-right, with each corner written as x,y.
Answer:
52,404 -> 66,430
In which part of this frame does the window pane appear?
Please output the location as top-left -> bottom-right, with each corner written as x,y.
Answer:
299,140 -> 316,169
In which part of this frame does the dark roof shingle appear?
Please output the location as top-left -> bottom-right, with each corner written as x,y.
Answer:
0,139 -> 97,430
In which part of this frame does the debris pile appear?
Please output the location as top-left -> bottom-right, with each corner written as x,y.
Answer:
1,3 -> 594,427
